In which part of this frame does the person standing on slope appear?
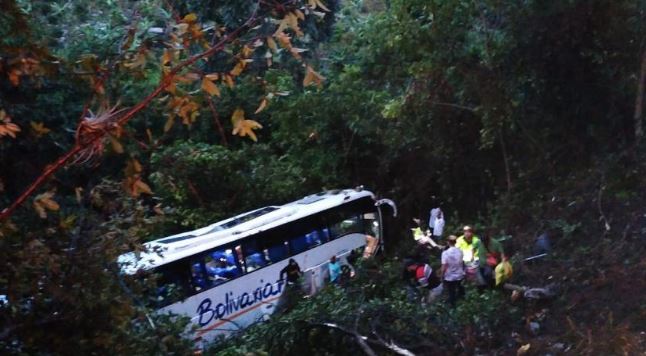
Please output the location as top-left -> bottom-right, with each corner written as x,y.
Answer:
442,235 -> 465,307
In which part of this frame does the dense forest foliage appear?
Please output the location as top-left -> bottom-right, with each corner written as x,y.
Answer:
1,0 -> 645,354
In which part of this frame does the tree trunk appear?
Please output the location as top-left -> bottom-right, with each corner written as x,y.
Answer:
634,50 -> 646,141
498,128 -> 512,195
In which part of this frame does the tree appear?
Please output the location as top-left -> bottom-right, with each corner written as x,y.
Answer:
0,0 -> 338,352
0,0 -> 334,221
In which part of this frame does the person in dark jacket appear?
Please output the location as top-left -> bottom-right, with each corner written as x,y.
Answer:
276,259 -> 303,313
280,258 -> 302,285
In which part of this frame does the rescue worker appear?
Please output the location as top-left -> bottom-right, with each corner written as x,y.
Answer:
456,225 -> 480,264
456,225 -> 481,281
411,218 -> 426,242
473,231 -> 506,290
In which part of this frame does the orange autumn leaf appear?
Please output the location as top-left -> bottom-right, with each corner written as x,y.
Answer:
162,50 -> 172,66
183,13 -> 198,23
173,23 -> 190,36
8,69 -> 21,86
0,220 -> 18,238
123,51 -> 148,70
164,75 -> 177,94
30,121 -> 51,138
189,23 -> 204,39
254,97 -> 269,114
123,159 -> 153,197
224,74 -> 235,89
308,0 -> 330,12
134,179 -> 153,195
33,191 -> 60,219
108,135 -> 124,154
231,108 -> 262,142
146,128 -> 154,143
123,177 -> 153,197
0,110 -> 20,139
174,72 -> 200,85
230,61 -> 245,76
59,215 -> 77,231
286,12 -> 303,37
266,36 -> 278,52
125,158 -> 143,176
303,65 -> 325,87
178,100 -> 200,125
241,45 -> 254,58
275,32 -> 292,49
201,77 -> 221,97
164,113 -> 175,132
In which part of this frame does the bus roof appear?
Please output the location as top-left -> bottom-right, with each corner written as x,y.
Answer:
118,188 -> 375,274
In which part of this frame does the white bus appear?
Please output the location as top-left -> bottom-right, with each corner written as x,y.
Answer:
118,188 -> 396,346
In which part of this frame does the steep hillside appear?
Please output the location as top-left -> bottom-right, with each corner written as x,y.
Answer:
210,150 -> 646,355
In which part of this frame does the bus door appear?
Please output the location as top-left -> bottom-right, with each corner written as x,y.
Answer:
374,199 -> 397,254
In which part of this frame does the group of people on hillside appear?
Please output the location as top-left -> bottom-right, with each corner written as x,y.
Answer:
279,205 -> 509,310
406,219 -> 508,307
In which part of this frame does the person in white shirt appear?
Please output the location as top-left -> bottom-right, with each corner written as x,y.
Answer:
428,207 -> 441,234
441,235 -> 465,307
432,210 -> 445,239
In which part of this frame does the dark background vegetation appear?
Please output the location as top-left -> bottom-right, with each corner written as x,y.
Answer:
1,0 -> 645,354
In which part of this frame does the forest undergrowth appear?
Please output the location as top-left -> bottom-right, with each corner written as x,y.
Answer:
210,149 -> 646,355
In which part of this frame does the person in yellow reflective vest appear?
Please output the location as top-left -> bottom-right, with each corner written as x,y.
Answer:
411,218 -> 426,242
456,225 -> 480,265
412,227 -> 425,241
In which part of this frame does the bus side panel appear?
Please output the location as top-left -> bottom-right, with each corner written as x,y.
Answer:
164,260 -> 289,343
162,232 -> 369,345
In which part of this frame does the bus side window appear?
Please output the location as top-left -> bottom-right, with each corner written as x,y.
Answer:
266,240 -> 289,264
155,262 -> 191,307
242,241 -> 268,272
190,258 -> 211,294
191,262 -> 208,291
204,249 -> 240,288
329,214 -> 362,239
289,234 -> 309,255
319,228 -> 330,243
289,228 -> 325,255
305,230 -> 323,247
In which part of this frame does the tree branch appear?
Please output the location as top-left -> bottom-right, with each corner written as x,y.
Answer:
0,10 -> 260,221
315,322 -> 378,356
311,321 -> 417,356
206,96 -> 228,147
634,48 -> 646,141
431,102 -> 477,112
498,128 -> 512,195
